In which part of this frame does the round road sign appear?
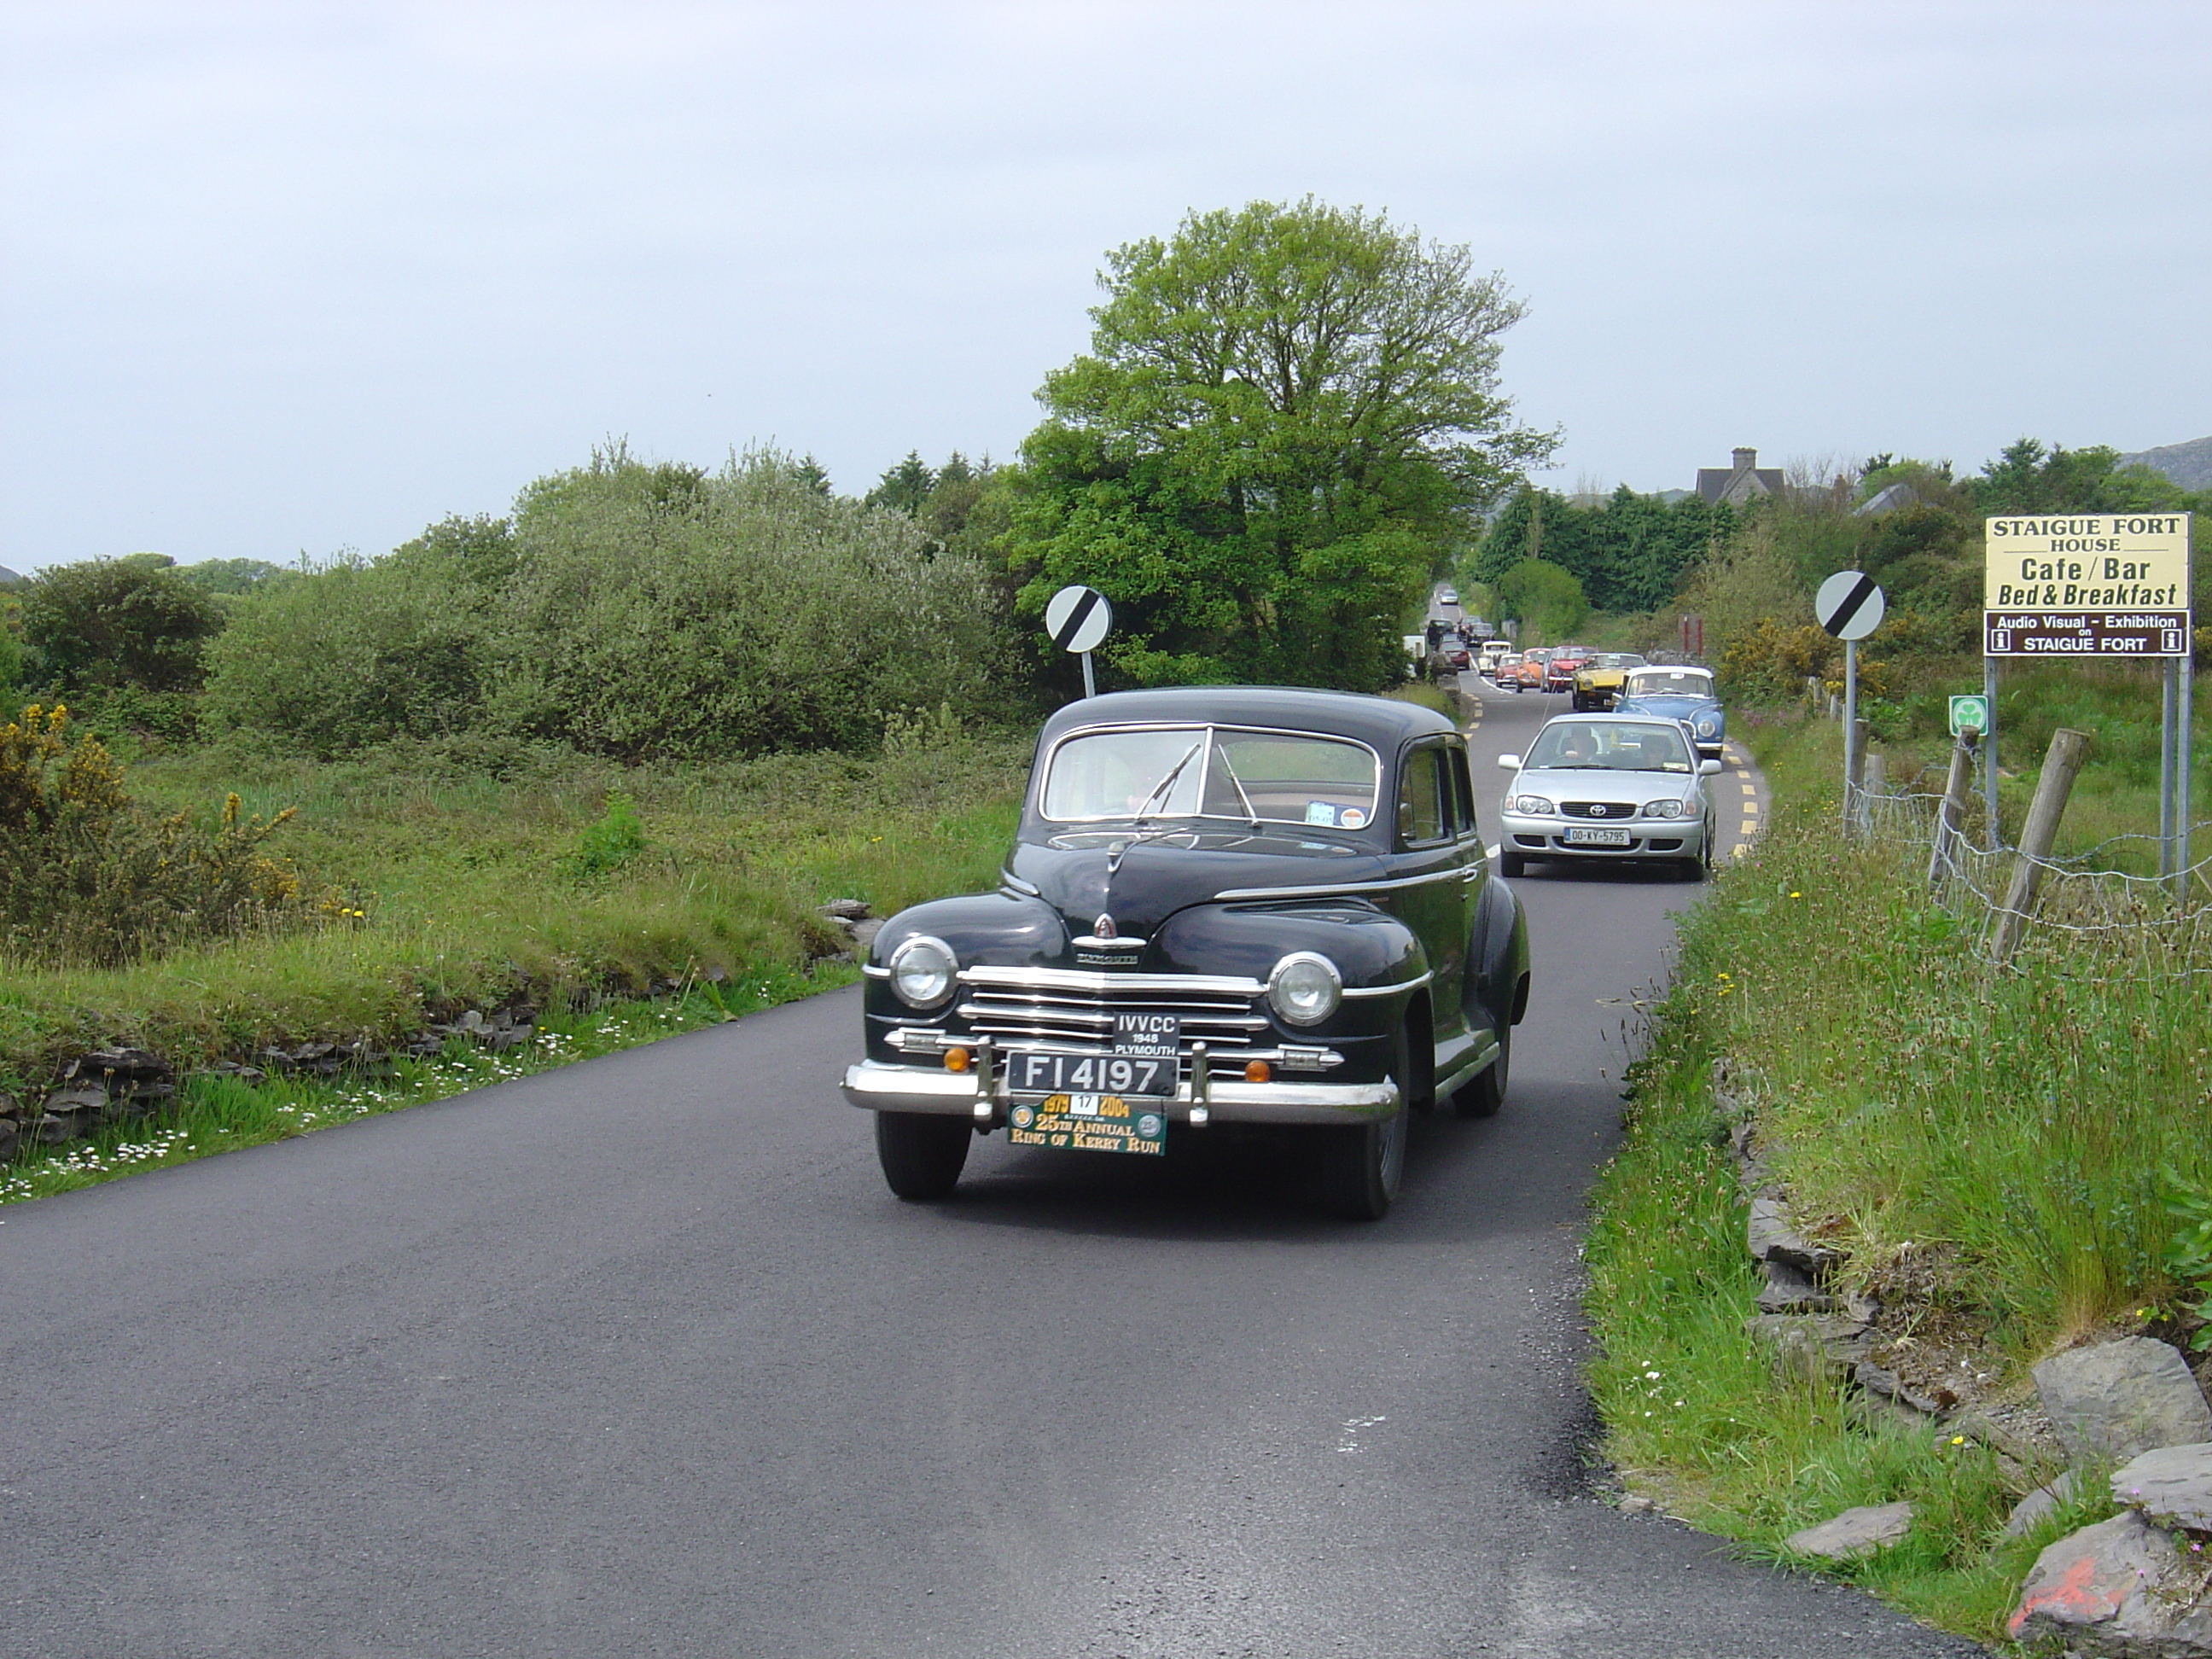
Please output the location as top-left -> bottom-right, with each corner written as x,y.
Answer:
1045,585 -> 1111,654
1815,570 -> 1885,641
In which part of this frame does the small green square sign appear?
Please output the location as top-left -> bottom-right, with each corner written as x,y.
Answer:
1948,695 -> 1989,736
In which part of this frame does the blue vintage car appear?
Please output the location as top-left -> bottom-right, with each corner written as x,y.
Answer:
1612,664 -> 1725,760
841,686 -> 1532,1220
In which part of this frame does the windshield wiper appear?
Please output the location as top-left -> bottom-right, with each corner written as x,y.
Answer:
1132,739 -> 1204,825
1211,745 -> 1264,830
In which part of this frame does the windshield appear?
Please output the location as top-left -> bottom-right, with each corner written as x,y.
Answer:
1041,725 -> 1381,830
1525,721 -> 1693,773
1625,669 -> 1714,699
1590,653 -> 1645,670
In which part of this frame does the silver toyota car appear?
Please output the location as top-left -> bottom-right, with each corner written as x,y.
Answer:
1495,714 -> 1721,880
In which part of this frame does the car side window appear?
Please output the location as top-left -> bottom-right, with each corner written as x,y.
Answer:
1397,746 -> 1450,846
1448,745 -> 1477,837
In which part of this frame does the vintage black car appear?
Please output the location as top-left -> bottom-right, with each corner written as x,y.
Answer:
841,687 -> 1531,1220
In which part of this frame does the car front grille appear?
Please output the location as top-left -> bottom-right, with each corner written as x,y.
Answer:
956,966 -> 1269,1054
1561,800 -> 1637,820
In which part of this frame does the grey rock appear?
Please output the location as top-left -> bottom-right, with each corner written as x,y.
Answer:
821,898 -> 871,920
2113,1442 -> 2212,1531
1617,1493 -> 1658,1515
1746,1196 -> 1842,1278
0,1118 -> 15,1161
2007,1510 -> 2212,1654
2004,1471 -> 2081,1536
2034,1337 -> 2212,1461
457,1010 -> 487,1033
41,1086 -> 108,1116
849,917 -> 884,953
1854,1361 -> 1960,1418
71,1047 -> 169,1080
1745,1313 -> 1878,1385
1756,1258 -> 1835,1314
1784,1500 -> 1913,1560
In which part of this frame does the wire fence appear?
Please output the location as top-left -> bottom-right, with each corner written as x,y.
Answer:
1842,767 -> 2212,976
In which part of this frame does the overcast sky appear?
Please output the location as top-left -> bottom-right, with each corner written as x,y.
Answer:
3,1 -> 2206,573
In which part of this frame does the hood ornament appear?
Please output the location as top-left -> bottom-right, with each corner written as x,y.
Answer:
1092,913 -> 1117,940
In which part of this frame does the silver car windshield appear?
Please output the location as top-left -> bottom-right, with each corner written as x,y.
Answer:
1526,721 -> 1693,773
1041,725 -> 1381,830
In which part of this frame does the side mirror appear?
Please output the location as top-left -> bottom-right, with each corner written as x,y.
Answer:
1698,758 -> 1721,776
1496,754 -> 1522,771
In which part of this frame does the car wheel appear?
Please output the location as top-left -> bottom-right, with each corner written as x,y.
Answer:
875,1110 -> 970,1200
1320,1103 -> 1406,1221
1458,1020 -> 1510,1120
1498,847 -> 1526,877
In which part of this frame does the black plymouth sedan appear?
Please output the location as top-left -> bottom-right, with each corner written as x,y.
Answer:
841,687 -> 1531,1220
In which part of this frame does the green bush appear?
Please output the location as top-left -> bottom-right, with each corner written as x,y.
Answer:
20,556 -> 225,692
0,703 -> 317,968
204,447 -> 1020,760
562,789 -> 645,882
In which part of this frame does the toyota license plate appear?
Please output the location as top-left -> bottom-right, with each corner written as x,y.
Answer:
1008,1094 -> 1167,1155
1564,825 -> 1633,846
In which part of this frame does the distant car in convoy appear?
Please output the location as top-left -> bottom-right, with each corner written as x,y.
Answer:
1505,649 -> 1551,693
1569,652 -> 1648,713
1429,637 -> 1471,678
1541,649 -> 1592,694
1494,713 -> 1722,881
1477,640 -> 1511,676
1435,586 -> 1459,608
841,686 -> 1531,1220
1614,665 -> 1726,760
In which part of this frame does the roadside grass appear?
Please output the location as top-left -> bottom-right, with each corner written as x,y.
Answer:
2,725 -> 1032,1193
1585,703 -> 2211,1646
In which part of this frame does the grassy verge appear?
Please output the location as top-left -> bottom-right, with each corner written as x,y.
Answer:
3,721 -> 1031,1198
1584,707 -> 2210,1645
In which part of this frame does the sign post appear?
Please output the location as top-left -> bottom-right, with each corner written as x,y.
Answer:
1045,583 -> 1112,699
1815,570 -> 1885,833
1983,513 -> 2192,888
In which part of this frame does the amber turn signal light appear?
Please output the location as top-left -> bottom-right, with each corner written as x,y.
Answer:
943,1045 -> 971,1073
1243,1059 -> 1272,1083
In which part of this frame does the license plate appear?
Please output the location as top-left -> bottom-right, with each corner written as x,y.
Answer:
1564,825 -> 1633,846
1004,1048 -> 1176,1097
1008,1094 -> 1167,1156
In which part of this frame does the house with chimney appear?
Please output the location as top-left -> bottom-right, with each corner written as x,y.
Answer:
1694,446 -> 1785,506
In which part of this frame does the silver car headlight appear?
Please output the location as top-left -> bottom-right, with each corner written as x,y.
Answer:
888,934 -> 959,1008
1267,952 -> 1342,1027
1696,715 -> 1720,736
1513,795 -> 1556,816
1640,799 -> 1685,819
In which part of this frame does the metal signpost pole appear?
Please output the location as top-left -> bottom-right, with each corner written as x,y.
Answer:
1983,655 -> 2000,849
1080,649 -> 1096,701
1842,638 -> 1858,834
2180,646 -> 2195,904
2162,659 -> 2179,879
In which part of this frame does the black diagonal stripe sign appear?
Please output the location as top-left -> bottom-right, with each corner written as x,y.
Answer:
1045,584 -> 1111,654
1815,570 -> 1885,641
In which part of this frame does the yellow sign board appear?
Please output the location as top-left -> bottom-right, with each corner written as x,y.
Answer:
1985,514 -> 2190,608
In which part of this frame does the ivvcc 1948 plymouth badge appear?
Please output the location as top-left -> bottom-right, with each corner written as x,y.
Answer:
841,687 -> 1531,1220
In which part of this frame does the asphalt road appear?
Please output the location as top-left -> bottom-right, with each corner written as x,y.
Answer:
0,676 -> 1982,1658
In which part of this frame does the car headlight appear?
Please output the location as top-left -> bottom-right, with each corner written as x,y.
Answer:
1697,716 -> 1719,736
1640,799 -> 1685,819
1513,795 -> 1556,816
888,934 -> 959,1008
1267,952 -> 1342,1027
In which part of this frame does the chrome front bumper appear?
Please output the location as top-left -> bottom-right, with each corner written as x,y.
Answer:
840,1057 -> 1400,1126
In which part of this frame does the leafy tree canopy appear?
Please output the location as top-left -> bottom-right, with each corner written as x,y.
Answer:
1493,557 -> 1587,642
179,557 -> 295,595
1473,486 -> 1732,614
20,556 -> 224,692
1970,438 -> 2190,515
1006,197 -> 1557,692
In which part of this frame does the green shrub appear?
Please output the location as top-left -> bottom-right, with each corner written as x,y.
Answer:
562,789 -> 645,882
0,703 -> 318,968
20,556 -> 225,692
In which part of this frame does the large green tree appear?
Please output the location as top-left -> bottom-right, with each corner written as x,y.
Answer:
1007,198 -> 1557,691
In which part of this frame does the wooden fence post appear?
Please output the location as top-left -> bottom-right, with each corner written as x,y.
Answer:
1988,728 -> 2091,963
1927,732 -> 1978,888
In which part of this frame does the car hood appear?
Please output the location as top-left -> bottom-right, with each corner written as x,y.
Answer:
1619,696 -> 1721,721
1509,765 -> 1699,806
1006,832 -> 1387,942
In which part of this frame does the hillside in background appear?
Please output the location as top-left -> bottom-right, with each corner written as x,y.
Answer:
2118,434 -> 2212,490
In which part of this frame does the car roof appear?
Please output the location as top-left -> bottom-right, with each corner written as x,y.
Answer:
1538,712 -> 1693,732
1037,685 -> 1455,750
1632,663 -> 1713,677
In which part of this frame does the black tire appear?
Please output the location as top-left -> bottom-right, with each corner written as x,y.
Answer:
875,1111 -> 970,1201
1498,847 -> 1526,877
1458,1019 -> 1510,1120
1319,1104 -> 1406,1221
